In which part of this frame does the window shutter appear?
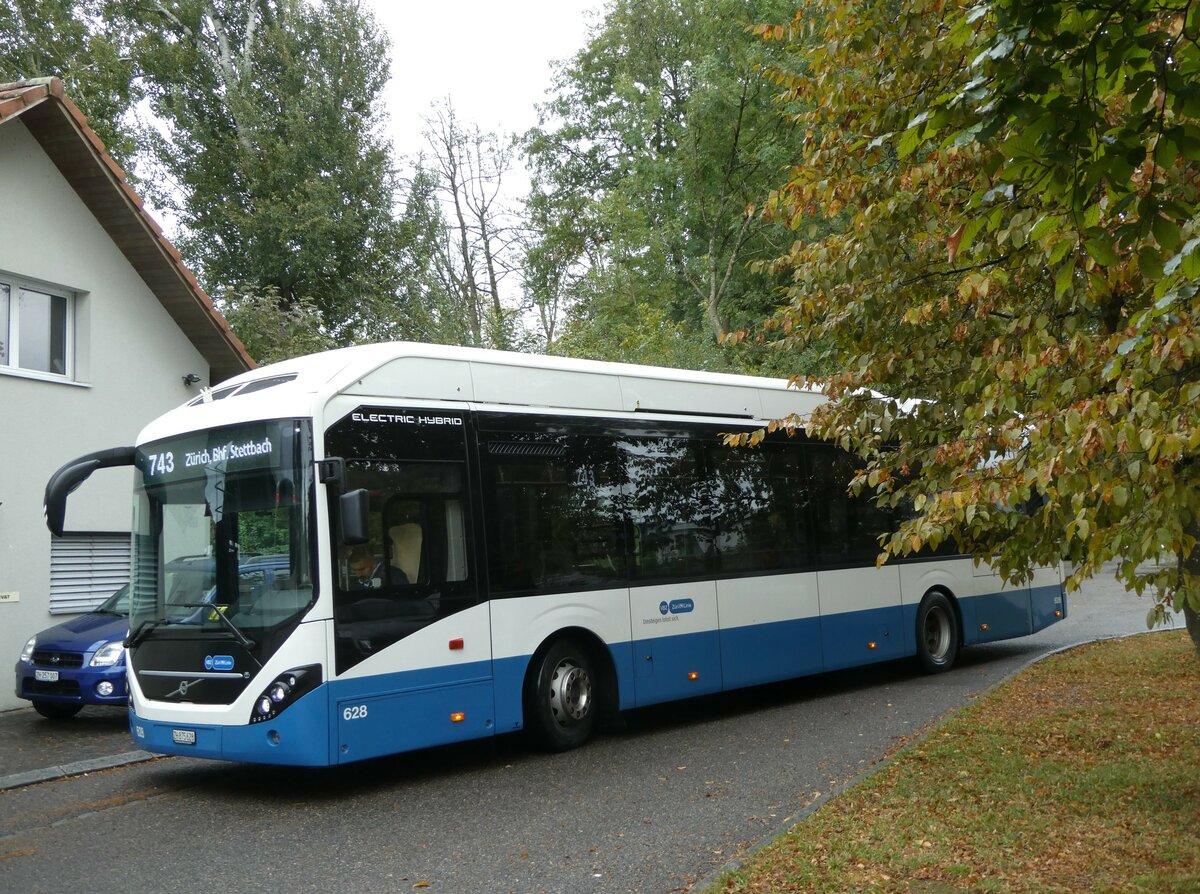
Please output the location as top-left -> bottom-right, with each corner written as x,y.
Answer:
49,534 -> 131,614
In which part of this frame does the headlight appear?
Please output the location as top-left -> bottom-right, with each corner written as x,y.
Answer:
90,641 -> 126,667
19,636 -> 36,663
249,665 -> 321,724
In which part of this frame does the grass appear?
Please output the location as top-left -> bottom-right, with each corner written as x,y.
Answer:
707,631 -> 1200,894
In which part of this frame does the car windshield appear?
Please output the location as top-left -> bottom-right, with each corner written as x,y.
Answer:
129,419 -> 316,662
96,584 -> 130,615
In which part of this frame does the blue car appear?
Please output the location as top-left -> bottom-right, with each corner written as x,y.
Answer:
15,555 -> 290,720
15,584 -> 130,719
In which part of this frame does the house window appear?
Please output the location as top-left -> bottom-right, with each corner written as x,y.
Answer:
0,276 -> 72,377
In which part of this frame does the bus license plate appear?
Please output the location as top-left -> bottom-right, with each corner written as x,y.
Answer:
172,729 -> 196,745
35,669 -> 59,682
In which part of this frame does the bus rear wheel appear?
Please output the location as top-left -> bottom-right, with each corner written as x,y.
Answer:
526,638 -> 597,751
916,592 -> 959,673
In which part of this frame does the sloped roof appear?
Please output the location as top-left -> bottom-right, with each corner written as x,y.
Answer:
0,78 -> 254,383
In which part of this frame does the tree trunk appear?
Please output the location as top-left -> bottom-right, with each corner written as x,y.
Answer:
1185,602 -> 1200,659
1182,520 -> 1200,659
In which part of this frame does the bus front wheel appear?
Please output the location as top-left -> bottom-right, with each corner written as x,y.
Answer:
916,592 -> 960,673
526,638 -> 597,751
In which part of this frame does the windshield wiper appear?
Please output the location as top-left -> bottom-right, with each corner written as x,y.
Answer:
124,618 -> 166,649
172,603 -> 257,650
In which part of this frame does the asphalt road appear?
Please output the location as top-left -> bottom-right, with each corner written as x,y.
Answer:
0,567 -> 1172,894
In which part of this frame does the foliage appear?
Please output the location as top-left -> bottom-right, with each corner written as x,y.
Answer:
384,163 -> 476,348
0,0 -> 140,162
217,286 -> 334,365
113,0 -> 412,344
712,631 -> 1200,893
744,1 -> 1200,623
525,0 -> 803,369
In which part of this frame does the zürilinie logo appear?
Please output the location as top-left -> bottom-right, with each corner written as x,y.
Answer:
204,655 -> 235,671
645,598 -> 695,625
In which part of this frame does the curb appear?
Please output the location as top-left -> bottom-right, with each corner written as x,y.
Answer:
0,750 -> 160,792
688,627 -> 1174,893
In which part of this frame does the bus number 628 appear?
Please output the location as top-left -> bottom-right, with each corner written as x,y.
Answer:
342,704 -> 368,721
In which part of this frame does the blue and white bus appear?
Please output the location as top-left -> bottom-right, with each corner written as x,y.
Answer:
45,343 -> 1065,766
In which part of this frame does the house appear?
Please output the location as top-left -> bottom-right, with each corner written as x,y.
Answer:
0,78 -> 254,711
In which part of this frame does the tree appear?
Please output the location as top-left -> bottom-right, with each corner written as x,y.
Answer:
524,0 -> 801,368
420,102 -> 522,350
217,286 -> 334,365
0,0 -> 139,162
116,0 -> 407,343
383,163 -> 472,347
747,1 -> 1200,641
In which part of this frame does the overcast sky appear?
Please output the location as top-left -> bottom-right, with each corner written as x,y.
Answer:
364,1 -> 602,162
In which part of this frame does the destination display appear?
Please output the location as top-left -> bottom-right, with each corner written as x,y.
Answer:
137,422 -> 288,484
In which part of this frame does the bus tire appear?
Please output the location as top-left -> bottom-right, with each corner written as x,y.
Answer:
33,701 -> 82,720
916,591 -> 959,673
526,638 -> 597,752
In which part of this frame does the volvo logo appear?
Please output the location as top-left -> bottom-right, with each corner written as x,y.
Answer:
166,678 -> 203,699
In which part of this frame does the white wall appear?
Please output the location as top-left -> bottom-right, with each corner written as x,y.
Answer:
0,119 -> 212,710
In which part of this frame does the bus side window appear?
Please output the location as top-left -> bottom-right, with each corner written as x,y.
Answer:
707,444 -> 813,574
809,448 -> 892,566
622,437 -> 714,582
483,434 -> 628,596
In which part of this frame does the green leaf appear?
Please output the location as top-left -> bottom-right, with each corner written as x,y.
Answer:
1085,237 -> 1120,267
1055,262 -> 1074,297
1029,214 -> 1058,242
1165,236 -> 1200,276
959,216 -> 987,254
1138,249 -> 1165,280
1151,216 -> 1182,251
897,126 -> 923,158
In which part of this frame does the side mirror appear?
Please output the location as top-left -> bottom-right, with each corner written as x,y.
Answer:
339,489 -> 370,545
45,447 -> 135,537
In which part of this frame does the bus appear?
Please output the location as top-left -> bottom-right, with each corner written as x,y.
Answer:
44,343 -> 1066,766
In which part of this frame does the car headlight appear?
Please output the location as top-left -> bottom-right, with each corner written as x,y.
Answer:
19,636 -> 36,663
90,641 -> 126,667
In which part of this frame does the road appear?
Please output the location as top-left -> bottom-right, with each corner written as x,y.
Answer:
0,567 -> 1171,894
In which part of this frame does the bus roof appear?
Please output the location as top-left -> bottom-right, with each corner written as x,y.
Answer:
140,342 -> 825,443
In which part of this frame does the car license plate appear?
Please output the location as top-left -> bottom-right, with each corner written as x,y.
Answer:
171,729 -> 196,745
35,669 -> 59,682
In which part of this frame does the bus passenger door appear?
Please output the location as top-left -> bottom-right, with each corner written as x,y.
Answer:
323,403 -> 491,763
630,581 -> 721,706
808,446 -> 905,669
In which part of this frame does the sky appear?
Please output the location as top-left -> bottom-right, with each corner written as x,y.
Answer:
364,1 -> 602,163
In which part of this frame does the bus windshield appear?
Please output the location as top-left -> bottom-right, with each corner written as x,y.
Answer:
129,419 -> 316,663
